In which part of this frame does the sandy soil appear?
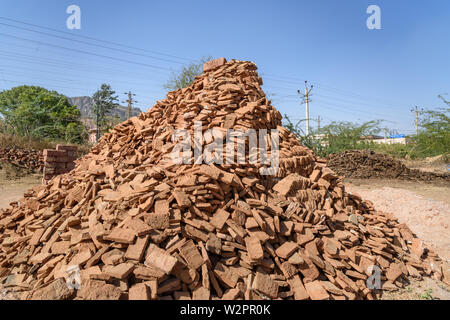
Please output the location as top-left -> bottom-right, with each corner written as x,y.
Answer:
346,178 -> 450,300
0,174 -> 41,209
345,179 -> 450,262
401,156 -> 449,174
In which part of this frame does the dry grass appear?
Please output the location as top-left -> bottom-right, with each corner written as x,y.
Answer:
0,133 -> 56,150
0,134 -> 91,156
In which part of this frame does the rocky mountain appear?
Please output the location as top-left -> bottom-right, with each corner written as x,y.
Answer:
68,96 -> 142,121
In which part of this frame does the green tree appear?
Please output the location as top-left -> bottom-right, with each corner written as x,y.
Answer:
92,83 -> 119,140
164,57 -> 212,91
320,120 -> 384,155
284,115 -> 384,157
0,85 -> 85,143
412,95 -> 450,157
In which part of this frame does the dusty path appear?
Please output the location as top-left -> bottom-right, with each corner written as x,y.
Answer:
345,179 -> 450,262
0,174 -> 41,209
346,178 -> 450,300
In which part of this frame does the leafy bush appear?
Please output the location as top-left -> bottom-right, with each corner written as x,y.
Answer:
284,116 -> 385,157
411,97 -> 449,158
164,57 -> 212,91
284,94 -> 449,159
0,85 -> 86,143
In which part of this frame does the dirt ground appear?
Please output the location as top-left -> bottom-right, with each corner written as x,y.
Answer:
0,173 -> 41,209
401,155 -> 449,174
345,178 -> 450,300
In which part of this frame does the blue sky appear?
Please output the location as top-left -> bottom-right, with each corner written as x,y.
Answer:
0,0 -> 449,134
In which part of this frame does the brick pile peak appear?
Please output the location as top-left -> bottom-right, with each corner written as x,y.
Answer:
0,58 -> 447,300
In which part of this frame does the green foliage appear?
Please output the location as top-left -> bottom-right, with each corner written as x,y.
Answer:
411,98 -> 449,158
377,96 -> 450,159
284,115 -> 384,157
164,57 -> 212,91
92,84 -> 119,136
0,85 -> 85,143
320,120 -> 384,155
103,115 -> 122,133
284,93 -> 449,159
420,288 -> 433,300
284,117 -> 327,156
65,122 -> 87,144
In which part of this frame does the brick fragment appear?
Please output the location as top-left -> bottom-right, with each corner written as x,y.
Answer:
273,174 -> 309,196
145,244 -> 178,274
103,262 -> 135,280
210,209 -> 230,230
104,228 -> 136,244
275,242 -> 298,259
145,212 -> 169,230
203,57 -> 227,72
253,272 -> 278,299
173,190 -> 191,208
287,275 -> 309,300
304,280 -> 330,300
245,236 -> 264,261
129,283 -> 151,300
179,240 -> 204,270
125,235 -> 149,262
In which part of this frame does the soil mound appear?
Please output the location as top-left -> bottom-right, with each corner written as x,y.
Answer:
327,150 -> 449,183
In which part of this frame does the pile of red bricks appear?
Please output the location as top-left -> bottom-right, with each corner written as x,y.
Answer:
0,148 -> 44,173
42,145 -> 77,184
0,59 -> 447,301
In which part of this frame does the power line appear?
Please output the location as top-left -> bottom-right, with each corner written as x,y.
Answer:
264,81 -> 410,113
263,73 -> 411,108
0,78 -> 94,92
0,32 -> 175,72
0,63 -> 166,94
0,22 -> 187,66
0,16 -> 196,63
0,46 -> 170,83
274,92 -> 403,119
313,97 -> 398,118
313,93 -> 405,111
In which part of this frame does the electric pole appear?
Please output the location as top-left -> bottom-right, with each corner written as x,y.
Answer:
123,91 -> 137,120
298,81 -> 313,135
317,115 -> 321,133
410,106 -> 423,135
95,101 -> 100,142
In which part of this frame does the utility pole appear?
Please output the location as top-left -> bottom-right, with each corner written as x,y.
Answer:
123,91 -> 137,120
410,106 -> 423,135
298,81 -> 313,135
95,102 -> 100,142
317,115 -> 321,133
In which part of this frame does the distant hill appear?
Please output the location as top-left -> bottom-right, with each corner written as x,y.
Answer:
68,96 -> 142,121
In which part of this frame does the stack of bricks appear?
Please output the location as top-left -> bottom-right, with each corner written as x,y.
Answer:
0,59 -> 446,301
42,144 -> 77,184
